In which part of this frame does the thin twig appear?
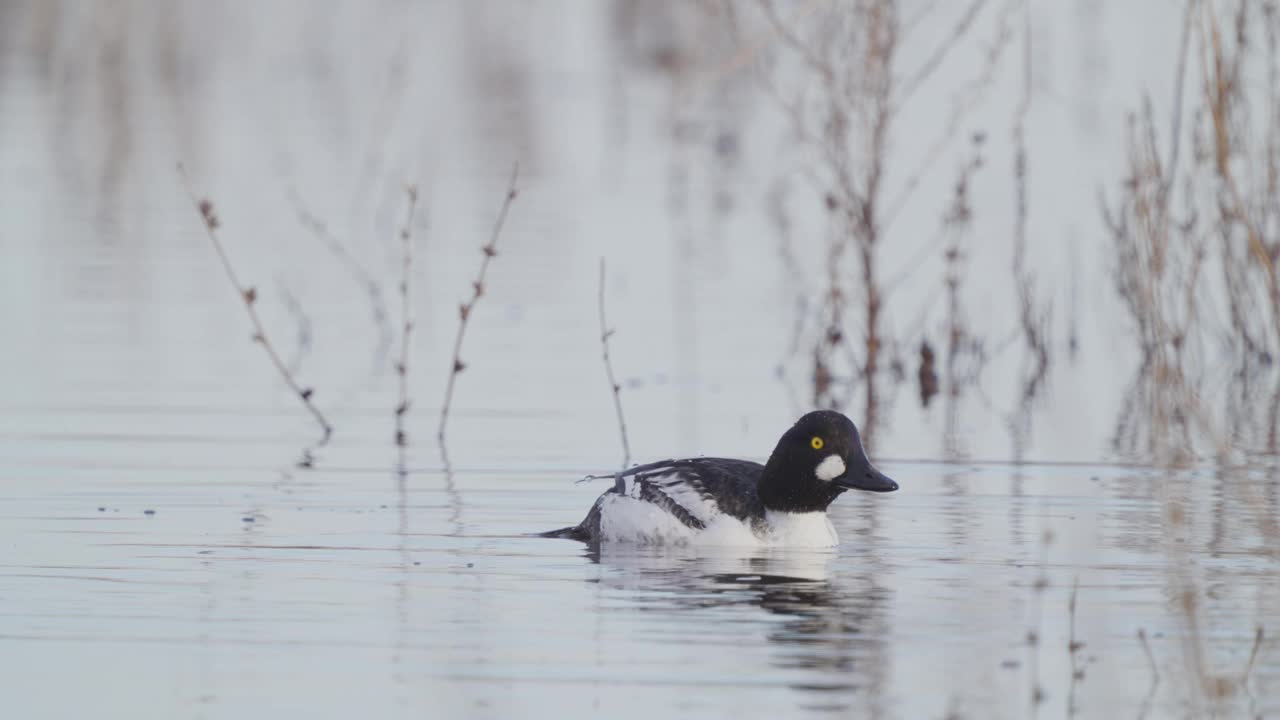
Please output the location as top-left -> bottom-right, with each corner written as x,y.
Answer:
1241,625 -> 1264,683
1009,0 -> 1050,435
1160,0 -> 1196,207
597,259 -> 632,468
437,163 -> 520,449
899,0 -> 990,102
395,185 -> 420,458
178,163 -> 333,447
1137,628 -> 1160,720
1138,628 -> 1161,685
883,0 -> 1017,231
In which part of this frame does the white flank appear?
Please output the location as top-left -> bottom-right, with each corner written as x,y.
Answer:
596,497 -> 841,548
597,495 -> 758,546
597,495 -> 699,544
762,511 -> 840,547
594,468 -> 845,547
814,454 -> 846,481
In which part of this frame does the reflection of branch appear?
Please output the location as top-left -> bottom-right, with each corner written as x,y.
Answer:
1065,577 -> 1084,717
597,259 -> 632,468
289,188 -> 393,354
178,164 -> 333,447
395,185 -> 420,459
437,163 -> 520,449
275,277 -> 313,376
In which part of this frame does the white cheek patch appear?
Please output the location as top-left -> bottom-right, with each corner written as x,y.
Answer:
814,454 -> 846,482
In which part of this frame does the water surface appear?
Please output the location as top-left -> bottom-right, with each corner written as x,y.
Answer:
2,2 -> 1278,718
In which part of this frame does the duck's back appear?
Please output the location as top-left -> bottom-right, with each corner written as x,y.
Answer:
544,458 -> 767,544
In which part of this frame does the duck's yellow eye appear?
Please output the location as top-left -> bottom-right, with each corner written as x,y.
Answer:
810,436 -> 824,450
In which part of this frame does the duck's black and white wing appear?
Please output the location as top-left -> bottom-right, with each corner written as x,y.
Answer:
542,458 -> 764,543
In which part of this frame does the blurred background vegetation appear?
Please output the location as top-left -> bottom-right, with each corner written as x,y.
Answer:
2,0 -> 1278,466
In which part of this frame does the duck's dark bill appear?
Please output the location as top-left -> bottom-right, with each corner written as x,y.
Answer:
835,469 -> 899,493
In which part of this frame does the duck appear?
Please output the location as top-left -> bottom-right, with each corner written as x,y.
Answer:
542,410 -> 897,547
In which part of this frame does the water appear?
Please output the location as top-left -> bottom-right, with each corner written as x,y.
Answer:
6,463 -> 1277,717
2,2 -> 1278,718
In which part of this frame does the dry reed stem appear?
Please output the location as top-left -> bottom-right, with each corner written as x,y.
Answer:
1010,0 -> 1049,399
856,1 -> 895,450
178,163 -> 333,447
1199,3 -> 1280,349
761,0 -> 897,440
395,185 -> 419,454
1105,99 -> 1207,369
1106,0 -> 1280,471
437,163 -> 520,449
943,140 -> 986,399
597,259 -> 632,468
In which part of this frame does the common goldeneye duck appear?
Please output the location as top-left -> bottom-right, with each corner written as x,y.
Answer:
543,410 -> 897,547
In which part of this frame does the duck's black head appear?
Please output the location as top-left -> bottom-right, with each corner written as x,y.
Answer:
756,410 -> 898,513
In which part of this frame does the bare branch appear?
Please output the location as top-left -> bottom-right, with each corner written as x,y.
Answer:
395,184 -> 420,459
597,259 -> 632,468
437,163 -> 520,449
178,163 -> 333,448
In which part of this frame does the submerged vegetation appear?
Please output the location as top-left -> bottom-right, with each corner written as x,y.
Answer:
643,3 -> 1280,714
724,0 -> 1280,468
1102,4 -> 1280,712
1106,0 -> 1280,463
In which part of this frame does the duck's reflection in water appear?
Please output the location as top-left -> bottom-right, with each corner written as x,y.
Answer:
584,546 -> 890,713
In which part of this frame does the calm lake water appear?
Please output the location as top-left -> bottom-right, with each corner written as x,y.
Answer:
2,2 -> 1278,718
